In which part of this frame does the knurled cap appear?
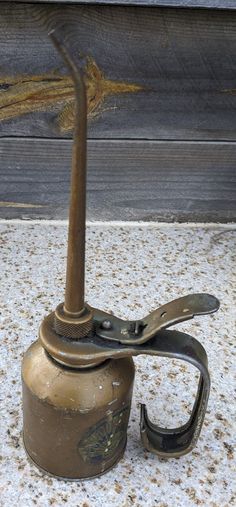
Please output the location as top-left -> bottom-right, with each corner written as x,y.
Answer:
54,303 -> 93,339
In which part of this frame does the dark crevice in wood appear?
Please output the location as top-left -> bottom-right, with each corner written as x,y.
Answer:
2,1 -> 236,10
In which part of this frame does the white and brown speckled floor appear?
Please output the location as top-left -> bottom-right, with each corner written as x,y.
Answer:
0,222 -> 235,507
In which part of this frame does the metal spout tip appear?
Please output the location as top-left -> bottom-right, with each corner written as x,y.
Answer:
50,30 -> 88,326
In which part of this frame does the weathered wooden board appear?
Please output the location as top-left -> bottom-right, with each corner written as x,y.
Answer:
0,138 -> 235,221
6,1 -> 236,10
0,4 -> 236,140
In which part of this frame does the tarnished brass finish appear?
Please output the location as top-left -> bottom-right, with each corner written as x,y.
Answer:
21,30 -> 220,481
54,303 -> 93,339
39,294 -> 219,368
22,341 -> 134,479
50,32 -> 93,338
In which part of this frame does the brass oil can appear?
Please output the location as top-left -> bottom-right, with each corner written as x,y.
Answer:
21,32 -> 219,480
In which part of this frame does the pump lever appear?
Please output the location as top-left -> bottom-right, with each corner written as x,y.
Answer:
95,293 -> 219,345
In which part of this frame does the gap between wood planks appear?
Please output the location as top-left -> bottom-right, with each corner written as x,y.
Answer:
1,137 -> 236,144
0,219 -> 235,228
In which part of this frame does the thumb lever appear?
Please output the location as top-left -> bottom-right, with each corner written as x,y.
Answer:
95,293 -> 219,345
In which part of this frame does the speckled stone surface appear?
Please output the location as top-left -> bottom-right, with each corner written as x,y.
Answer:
0,222 -> 235,507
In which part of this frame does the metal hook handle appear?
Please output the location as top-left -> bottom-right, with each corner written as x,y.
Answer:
139,329 -> 210,457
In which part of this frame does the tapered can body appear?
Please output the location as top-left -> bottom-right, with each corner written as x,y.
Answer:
22,340 -> 135,479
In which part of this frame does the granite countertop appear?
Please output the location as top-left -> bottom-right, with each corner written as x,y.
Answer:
0,221 -> 235,507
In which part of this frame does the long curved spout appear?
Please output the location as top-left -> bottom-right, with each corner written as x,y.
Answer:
50,31 -> 87,316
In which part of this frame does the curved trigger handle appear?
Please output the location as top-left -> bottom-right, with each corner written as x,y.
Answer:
139,329 -> 210,457
95,293 -> 219,345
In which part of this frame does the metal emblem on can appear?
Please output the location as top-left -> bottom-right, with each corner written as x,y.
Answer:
78,406 -> 130,464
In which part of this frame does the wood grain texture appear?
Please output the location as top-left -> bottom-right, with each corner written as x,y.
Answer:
0,60 -> 142,133
0,4 -> 236,140
0,138 -> 235,222
5,1 -> 236,10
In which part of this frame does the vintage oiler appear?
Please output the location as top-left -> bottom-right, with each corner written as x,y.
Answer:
22,32 -> 220,480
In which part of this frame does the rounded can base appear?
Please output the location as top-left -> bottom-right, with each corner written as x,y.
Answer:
23,435 -> 127,481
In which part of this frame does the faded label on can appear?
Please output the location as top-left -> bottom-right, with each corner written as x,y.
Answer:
78,406 -> 130,464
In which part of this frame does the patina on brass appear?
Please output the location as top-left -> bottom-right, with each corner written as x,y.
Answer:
22,31 -> 220,480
